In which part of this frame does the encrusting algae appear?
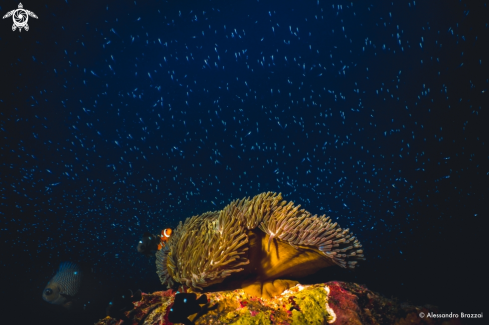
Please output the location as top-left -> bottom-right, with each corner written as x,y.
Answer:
96,283 -> 337,325
95,282 -> 463,325
155,192 -> 365,299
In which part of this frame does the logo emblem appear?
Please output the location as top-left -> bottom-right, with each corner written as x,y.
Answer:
2,3 -> 38,32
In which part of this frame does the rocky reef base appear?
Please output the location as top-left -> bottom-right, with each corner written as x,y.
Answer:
95,281 -> 463,325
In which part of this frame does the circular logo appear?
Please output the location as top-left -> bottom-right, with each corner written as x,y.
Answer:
14,9 -> 28,28
419,312 -> 425,318
2,3 -> 38,32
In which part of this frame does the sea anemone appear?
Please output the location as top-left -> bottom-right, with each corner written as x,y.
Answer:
155,192 -> 364,298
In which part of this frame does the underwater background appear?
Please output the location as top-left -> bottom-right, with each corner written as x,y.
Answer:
1,0 -> 487,324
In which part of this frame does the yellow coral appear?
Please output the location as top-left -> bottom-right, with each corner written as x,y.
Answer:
290,287 -> 332,324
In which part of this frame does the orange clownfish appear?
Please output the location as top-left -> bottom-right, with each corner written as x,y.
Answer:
157,228 -> 172,250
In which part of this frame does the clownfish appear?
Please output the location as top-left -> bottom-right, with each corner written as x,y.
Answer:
157,228 -> 172,250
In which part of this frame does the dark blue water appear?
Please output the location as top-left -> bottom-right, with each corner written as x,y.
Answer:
1,0 -> 486,324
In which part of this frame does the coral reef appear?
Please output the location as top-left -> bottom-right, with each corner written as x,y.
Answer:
95,281 -> 463,325
156,192 -> 364,297
93,193 -> 460,324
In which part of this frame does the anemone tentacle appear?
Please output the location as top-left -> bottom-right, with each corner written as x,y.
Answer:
155,192 -> 365,290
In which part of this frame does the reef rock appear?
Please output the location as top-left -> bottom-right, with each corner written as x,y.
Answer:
95,281 -> 463,325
